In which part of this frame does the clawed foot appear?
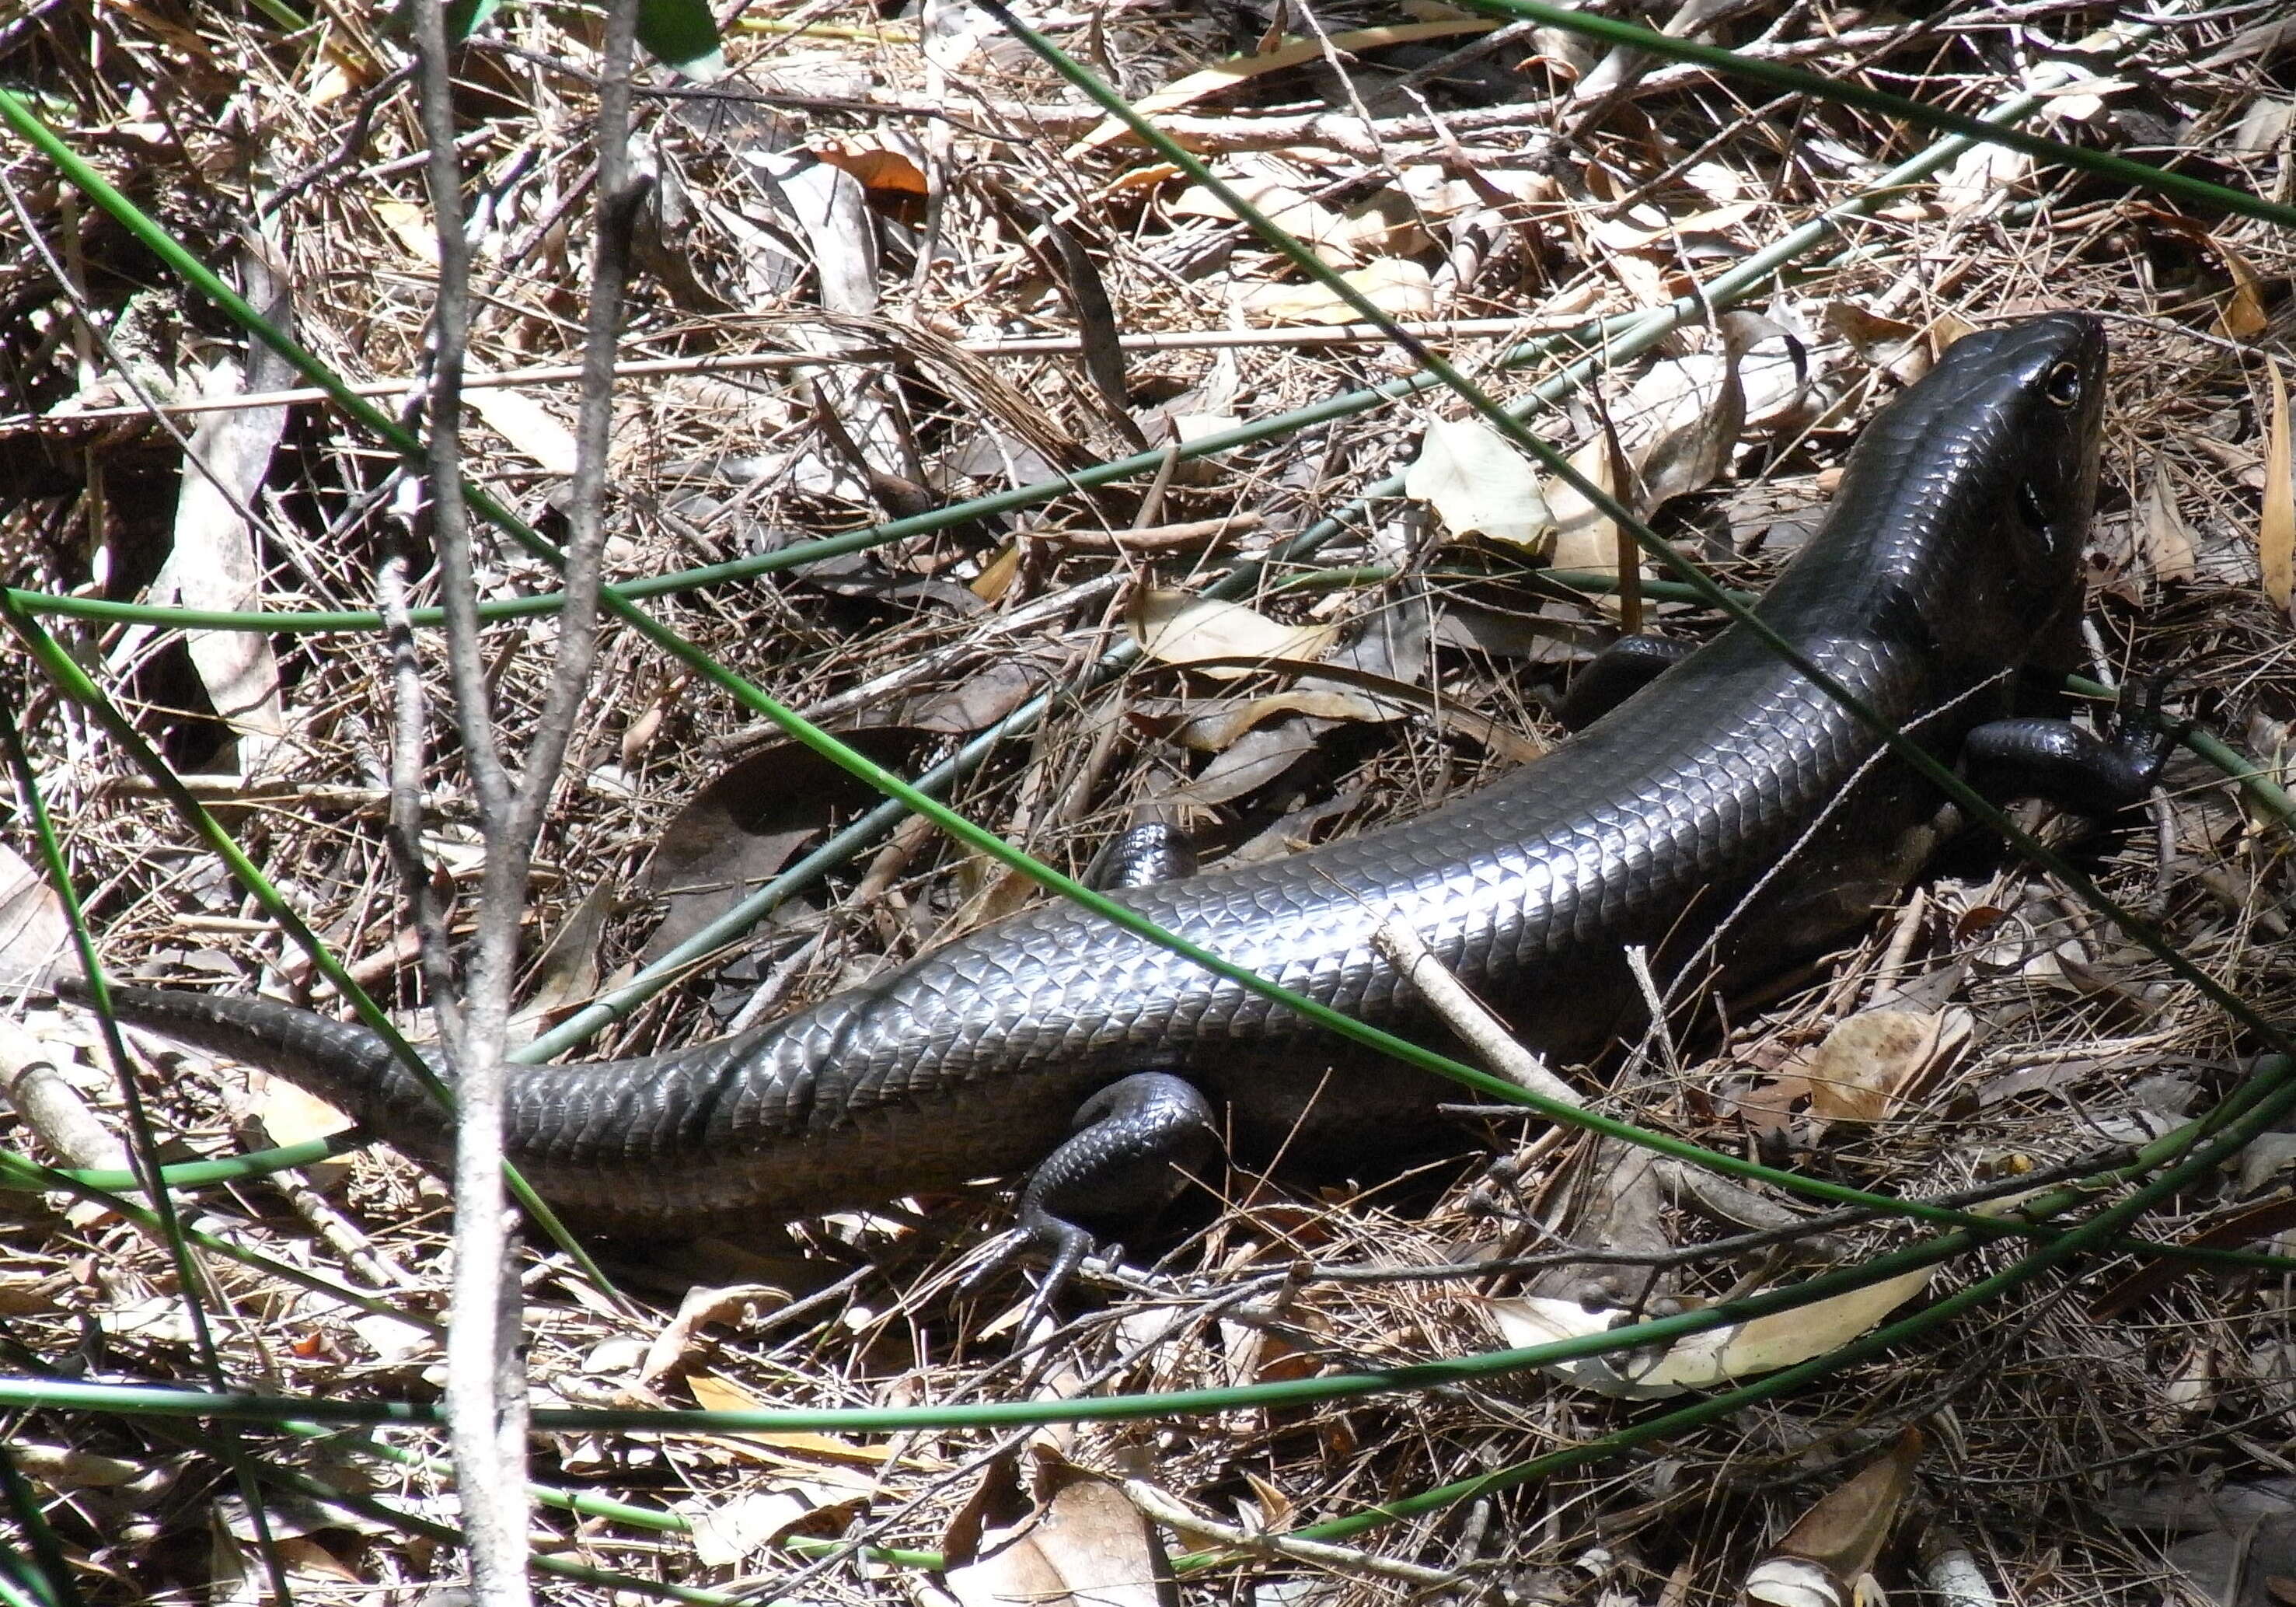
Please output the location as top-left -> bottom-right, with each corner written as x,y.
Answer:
961,1071 -> 1218,1339
1964,670 -> 2190,819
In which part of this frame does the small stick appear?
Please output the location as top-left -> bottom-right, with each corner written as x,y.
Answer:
1028,512 -> 1265,553
1124,1479 -> 1458,1585
1372,917 -> 1582,1108
1865,889 -> 1928,1010
1,1019 -> 131,1174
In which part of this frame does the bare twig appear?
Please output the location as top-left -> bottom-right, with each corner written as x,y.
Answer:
407,0 -> 528,1595
1123,1478 -> 1459,1584
1371,917 -> 1582,1108
1028,512 -> 1265,552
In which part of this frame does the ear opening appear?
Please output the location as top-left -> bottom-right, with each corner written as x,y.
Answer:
2016,477 -> 2051,534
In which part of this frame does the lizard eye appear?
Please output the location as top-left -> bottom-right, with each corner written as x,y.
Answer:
2043,361 -> 2083,408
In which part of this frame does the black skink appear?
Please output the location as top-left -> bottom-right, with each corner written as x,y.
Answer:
68,314 -> 2117,1244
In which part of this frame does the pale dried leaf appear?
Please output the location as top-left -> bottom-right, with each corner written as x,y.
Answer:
1404,417 -> 1553,552
922,0 -> 998,69
159,248 -> 295,775
2142,461 -> 2199,584
2035,59 -> 2135,124
1242,258 -> 1434,325
1637,350 -> 1744,514
1702,1264 -> 1933,1379
1937,138 -> 2029,212
946,1460 -> 1172,1607
1765,1428 -> 1922,1586
947,859 -> 1038,933
1803,1009 -> 1944,1127
511,881 -> 616,1032
1546,436 -> 1625,572
1070,20 -> 1495,152
691,1490 -> 819,1568
1592,199 -> 1760,253
1929,310 -> 1979,352
972,541 -> 1022,602
16,1443 -> 148,1490
2234,96 -> 2296,153
375,198 -> 437,263
1171,689 -> 1386,752
2217,241 -> 2271,341
250,1074 -> 356,1148
349,1308 -> 436,1364
686,1371 -> 895,1485
1488,1261 -> 1933,1398
2264,362 -> 2293,613
642,1284 -> 794,1389
1824,302 -> 1929,386
1744,1559 -> 1845,1607
0,841 -> 70,987
899,659 -> 1050,733
272,1536 -> 364,1586
1130,591 -> 1338,677
1171,718 -> 1328,807
1395,162 -> 1554,219
750,152 -> 878,315
469,387 -> 580,476
1171,166 -> 1350,264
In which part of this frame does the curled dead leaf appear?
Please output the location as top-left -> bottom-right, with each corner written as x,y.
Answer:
2141,460 -> 2198,585
1748,1426 -> 1924,1606
1129,590 -> 1338,676
944,1451 -> 1174,1607
641,726 -> 933,960
1171,689 -> 1387,751
1242,258 -> 1434,326
1404,417 -> 1554,552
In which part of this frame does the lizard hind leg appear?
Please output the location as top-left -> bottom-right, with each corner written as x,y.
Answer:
1009,1071 -> 1222,1316
978,817 -> 1222,1331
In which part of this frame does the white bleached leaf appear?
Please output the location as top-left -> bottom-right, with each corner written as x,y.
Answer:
1242,258 -> 1434,325
1129,591 -> 1339,677
469,387 -> 579,477
1545,436 -> 1624,572
1404,417 -> 1553,552
1487,1262 -> 1934,1399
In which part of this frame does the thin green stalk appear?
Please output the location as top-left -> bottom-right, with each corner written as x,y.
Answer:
0,1149 -> 445,1338
228,1448 -> 745,1607
33,1132 -> 364,1191
0,1232 -> 1990,1429
0,701 -> 298,1607
0,1443 -> 81,1607
284,1422 -> 947,1568
0,313 -> 1653,636
0,1561 -> 56,1607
